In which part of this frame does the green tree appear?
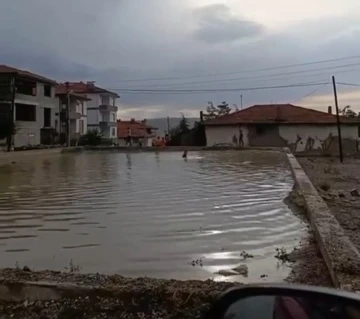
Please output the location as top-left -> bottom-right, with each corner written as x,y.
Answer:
203,101 -> 232,120
178,113 -> 190,134
340,105 -> 359,118
82,129 -> 103,146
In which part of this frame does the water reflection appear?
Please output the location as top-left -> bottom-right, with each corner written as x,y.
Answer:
0,151 -> 306,281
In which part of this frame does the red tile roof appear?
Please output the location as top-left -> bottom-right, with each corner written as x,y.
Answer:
205,104 -> 360,125
56,82 -> 119,98
117,120 -> 157,138
0,65 -> 56,84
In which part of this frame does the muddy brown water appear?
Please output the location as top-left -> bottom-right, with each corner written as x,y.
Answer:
0,151 -> 306,282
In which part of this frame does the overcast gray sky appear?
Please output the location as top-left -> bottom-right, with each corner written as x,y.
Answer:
1,0 -> 360,118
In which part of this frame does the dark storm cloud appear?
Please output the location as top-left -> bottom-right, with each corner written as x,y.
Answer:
193,4 -> 264,44
0,0 -> 360,118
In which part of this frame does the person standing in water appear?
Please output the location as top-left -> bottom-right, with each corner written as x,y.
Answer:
239,128 -> 244,147
182,150 -> 188,159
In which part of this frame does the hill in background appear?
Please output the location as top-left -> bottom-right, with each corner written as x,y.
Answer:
146,118 -> 199,136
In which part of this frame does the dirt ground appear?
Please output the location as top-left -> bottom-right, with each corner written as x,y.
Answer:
298,157 -> 360,253
284,190 -> 332,287
0,272 -> 237,319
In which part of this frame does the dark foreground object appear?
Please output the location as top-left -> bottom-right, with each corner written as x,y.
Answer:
207,284 -> 360,319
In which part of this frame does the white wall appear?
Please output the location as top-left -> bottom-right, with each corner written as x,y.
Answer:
13,82 -> 58,147
86,93 -> 101,108
205,124 -> 358,151
205,125 -> 249,146
279,124 -> 358,152
87,109 -> 99,125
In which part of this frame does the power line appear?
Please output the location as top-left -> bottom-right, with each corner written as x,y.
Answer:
114,55 -> 360,83
299,83 -> 330,100
109,81 -> 329,95
118,63 -> 360,89
337,82 -> 360,87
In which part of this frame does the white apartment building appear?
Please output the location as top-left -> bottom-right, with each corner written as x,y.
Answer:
0,65 -> 58,147
58,81 -> 119,140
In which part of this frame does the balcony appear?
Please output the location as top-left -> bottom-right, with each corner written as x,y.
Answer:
99,104 -> 117,112
99,120 -> 117,127
60,110 -> 81,120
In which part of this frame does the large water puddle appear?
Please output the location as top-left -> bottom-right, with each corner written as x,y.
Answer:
0,150 -> 306,282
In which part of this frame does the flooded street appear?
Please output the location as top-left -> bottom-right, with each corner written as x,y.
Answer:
0,150 -> 306,282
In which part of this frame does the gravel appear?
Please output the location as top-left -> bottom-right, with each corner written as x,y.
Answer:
298,157 -> 360,252
0,269 -> 238,319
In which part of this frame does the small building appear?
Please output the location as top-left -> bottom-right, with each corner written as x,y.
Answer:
55,85 -> 90,143
205,104 -> 360,153
117,119 -> 157,147
0,65 -> 58,147
57,81 -> 119,141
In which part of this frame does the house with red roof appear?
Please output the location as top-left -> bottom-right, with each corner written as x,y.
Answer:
0,65 -> 58,147
56,81 -> 119,140
205,104 -> 360,153
117,119 -> 157,147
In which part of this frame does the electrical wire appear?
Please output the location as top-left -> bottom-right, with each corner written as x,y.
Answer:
300,83 -> 330,100
116,63 -> 360,90
108,81 -> 330,95
113,55 -> 360,82
337,82 -> 360,87
121,66 -> 360,90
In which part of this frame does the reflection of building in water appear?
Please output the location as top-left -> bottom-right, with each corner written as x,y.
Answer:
205,104 -> 360,154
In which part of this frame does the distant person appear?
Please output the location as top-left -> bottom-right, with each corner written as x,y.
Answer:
239,128 -> 244,147
182,150 -> 188,159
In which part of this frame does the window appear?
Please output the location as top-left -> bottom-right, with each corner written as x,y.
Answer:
44,108 -> 51,127
16,80 -> 37,96
112,128 -> 116,137
44,85 -> 51,97
15,104 -> 36,121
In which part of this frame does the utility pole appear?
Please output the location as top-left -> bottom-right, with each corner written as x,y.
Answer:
332,76 -> 343,163
167,116 -> 170,134
7,76 -> 16,152
66,82 -> 71,147
240,95 -> 243,110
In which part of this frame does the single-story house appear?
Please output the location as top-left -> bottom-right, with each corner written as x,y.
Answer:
205,104 -> 360,153
117,119 -> 157,147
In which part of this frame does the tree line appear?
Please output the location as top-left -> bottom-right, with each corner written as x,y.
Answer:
166,101 -> 232,146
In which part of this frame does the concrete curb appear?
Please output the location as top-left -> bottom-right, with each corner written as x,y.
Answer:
286,150 -> 360,291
